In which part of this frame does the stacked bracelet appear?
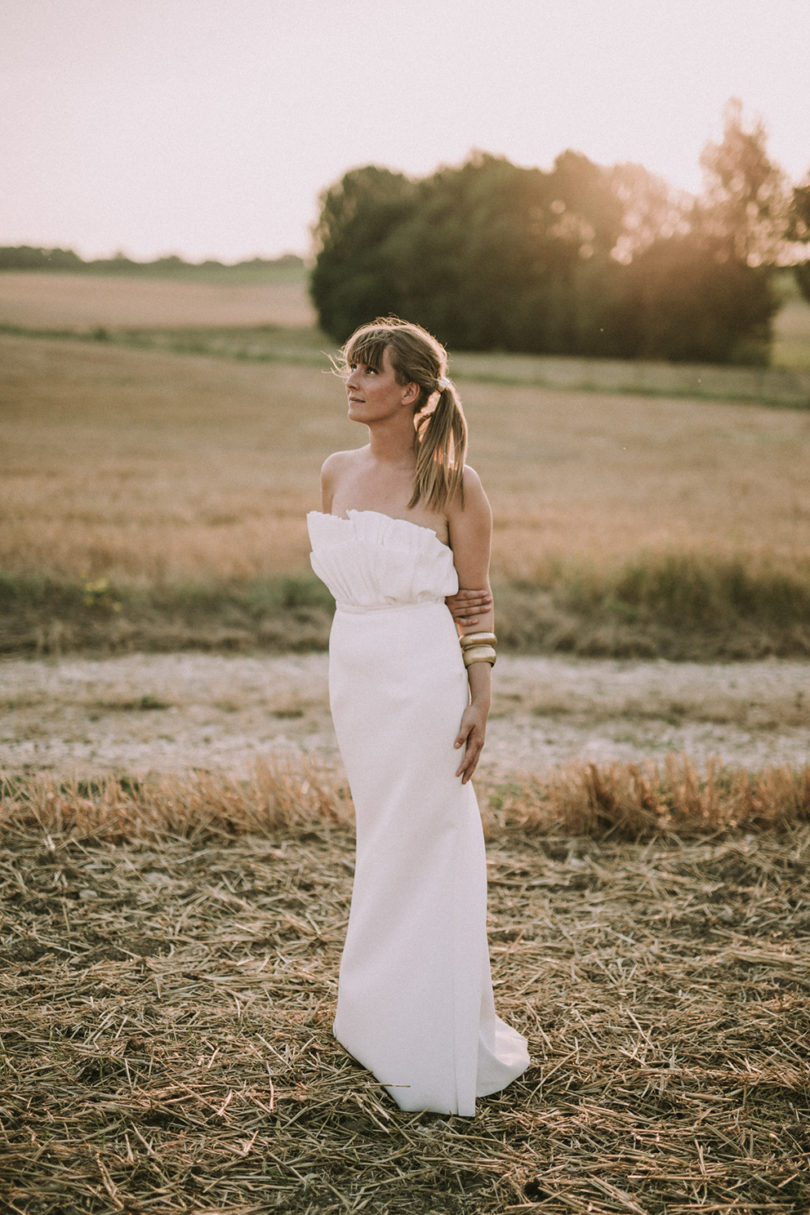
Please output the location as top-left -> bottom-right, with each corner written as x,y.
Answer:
460,631 -> 498,668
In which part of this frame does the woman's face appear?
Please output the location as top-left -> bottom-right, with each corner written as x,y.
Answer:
345,345 -> 412,425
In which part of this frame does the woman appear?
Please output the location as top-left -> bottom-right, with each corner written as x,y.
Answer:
307,317 -> 528,1116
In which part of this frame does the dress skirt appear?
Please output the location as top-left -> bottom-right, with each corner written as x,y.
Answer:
328,598 -> 528,1116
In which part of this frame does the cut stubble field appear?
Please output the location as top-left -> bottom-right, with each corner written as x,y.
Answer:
2,272 -> 810,1213
1,768 -> 809,1214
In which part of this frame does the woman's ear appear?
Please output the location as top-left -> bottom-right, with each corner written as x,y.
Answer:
402,381 -> 420,405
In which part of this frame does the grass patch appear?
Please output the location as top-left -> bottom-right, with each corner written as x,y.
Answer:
500,554 -> 810,659
1,760 -> 808,1213
497,555 -> 810,659
0,571 -> 335,656
452,348 -> 810,408
3,557 -> 810,659
0,321 -> 332,367
4,320 -> 810,404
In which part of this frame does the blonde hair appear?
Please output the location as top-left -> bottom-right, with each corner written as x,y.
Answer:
340,317 -> 467,511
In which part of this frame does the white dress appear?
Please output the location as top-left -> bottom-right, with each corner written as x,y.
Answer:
307,509 -> 529,1116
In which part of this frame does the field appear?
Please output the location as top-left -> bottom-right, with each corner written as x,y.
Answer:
2,270 -> 810,1213
0,267 -> 315,330
2,269 -> 810,660
1,768 -> 809,1214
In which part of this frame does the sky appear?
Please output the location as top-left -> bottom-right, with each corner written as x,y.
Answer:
2,0 -> 808,263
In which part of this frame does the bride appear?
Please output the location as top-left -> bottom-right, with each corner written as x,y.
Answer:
307,316 -> 528,1116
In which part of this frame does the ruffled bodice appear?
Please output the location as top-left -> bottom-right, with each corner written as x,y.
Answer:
307,510 -> 459,610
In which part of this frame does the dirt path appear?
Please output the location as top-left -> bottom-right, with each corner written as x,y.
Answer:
2,652 -> 807,779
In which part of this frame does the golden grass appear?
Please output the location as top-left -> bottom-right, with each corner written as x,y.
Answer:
0,270 -> 318,329
4,754 -> 809,843
1,759 -> 809,1213
1,335 -> 332,581
3,332 -> 810,586
493,755 -> 810,838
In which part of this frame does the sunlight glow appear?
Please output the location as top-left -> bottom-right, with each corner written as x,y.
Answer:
1,0 -> 807,260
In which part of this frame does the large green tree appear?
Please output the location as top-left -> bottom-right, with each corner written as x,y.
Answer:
627,233 -> 774,363
309,166 -> 416,342
310,103 -> 791,363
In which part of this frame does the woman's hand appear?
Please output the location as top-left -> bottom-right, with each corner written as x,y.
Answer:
454,703 -> 488,784
446,586 -> 493,628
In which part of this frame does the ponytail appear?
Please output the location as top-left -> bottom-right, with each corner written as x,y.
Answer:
409,382 -> 467,512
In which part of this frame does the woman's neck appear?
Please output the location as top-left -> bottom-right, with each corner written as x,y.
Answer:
366,421 -> 417,469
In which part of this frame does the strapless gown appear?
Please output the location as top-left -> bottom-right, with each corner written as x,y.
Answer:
307,509 -> 529,1116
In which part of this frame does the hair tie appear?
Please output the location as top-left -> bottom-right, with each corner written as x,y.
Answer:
437,376 -> 450,391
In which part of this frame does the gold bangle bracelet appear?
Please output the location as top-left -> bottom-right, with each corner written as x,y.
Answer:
460,631 -> 497,649
462,645 -> 497,667
465,652 -> 497,668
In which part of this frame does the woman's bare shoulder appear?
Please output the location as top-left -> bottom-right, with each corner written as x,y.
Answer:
320,447 -> 366,488
320,448 -> 365,475
448,464 -> 491,521
462,463 -> 486,495
320,448 -> 367,512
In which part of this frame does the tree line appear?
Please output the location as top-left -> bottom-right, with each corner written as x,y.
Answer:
311,101 -> 810,364
0,248 -> 304,275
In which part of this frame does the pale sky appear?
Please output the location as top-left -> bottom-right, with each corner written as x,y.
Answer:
2,0 -> 808,262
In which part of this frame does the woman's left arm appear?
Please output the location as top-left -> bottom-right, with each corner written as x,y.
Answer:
447,468 -> 495,784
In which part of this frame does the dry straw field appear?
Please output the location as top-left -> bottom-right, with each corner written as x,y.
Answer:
1,764 -> 809,1213
2,270 -> 810,1213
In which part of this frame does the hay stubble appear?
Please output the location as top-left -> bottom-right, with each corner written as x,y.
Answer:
1,767 -> 809,1213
